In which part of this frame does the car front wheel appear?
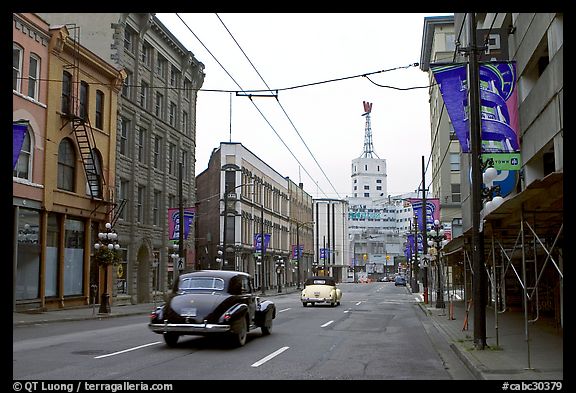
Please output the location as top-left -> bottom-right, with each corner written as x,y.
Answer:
261,313 -> 273,335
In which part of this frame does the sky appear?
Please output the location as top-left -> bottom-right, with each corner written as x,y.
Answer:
156,13 -> 450,199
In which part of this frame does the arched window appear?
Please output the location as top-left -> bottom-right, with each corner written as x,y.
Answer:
13,43 -> 23,92
57,138 -> 76,191
13,127 -> 33,180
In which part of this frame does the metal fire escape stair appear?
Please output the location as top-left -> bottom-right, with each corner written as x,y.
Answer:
71,116 -> 102,199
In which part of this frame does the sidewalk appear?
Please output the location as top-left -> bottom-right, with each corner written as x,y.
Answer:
411,287 -> 563,381
13,286 -> 563,381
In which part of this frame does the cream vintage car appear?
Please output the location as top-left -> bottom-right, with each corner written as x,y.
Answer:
301,276 -> 342,307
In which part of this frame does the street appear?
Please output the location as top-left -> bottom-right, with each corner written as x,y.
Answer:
13,282 -> 475,380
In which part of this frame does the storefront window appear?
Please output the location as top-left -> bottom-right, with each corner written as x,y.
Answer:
16,208 -> 40,300
45,213 -> 59,297
64,218 -> 84,296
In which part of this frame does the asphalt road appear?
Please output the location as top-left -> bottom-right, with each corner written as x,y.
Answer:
13,282 -> 475,380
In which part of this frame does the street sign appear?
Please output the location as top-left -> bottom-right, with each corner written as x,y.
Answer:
481,153 -> 521,170
177,257 -> 184,271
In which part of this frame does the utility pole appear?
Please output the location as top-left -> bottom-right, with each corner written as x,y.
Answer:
260,182 -> 266,295
296,222 -> 301,290
178,162 -> 184,277
420,156 -> 429,304
467,12 -> 487,349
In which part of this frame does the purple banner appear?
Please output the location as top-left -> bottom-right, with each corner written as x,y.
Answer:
431,61 -> 519,153
168,207 -> 195,240
408,198 -> 440,232
254,233 -> 271,253
292,244 -> 304,259
13,122 -> 28,169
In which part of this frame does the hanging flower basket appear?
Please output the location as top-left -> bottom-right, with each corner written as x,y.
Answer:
94,247 -> 121,266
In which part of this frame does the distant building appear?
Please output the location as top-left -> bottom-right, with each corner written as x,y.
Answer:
196,142 -> 314,290
314,198 -> 349,282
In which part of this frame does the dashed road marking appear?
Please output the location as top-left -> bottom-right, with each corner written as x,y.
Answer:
251,346 -> 290,367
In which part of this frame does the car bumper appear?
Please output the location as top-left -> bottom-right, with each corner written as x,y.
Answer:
301,297 -> 334,304
149,321 -> 231,334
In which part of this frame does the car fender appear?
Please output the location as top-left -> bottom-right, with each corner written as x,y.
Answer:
218,303 -> 248,324
255,300 -> 276,326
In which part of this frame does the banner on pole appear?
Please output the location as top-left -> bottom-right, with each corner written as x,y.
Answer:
168,207 -> 195,240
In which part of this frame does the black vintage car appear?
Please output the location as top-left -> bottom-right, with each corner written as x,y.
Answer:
149,270 -> 276,347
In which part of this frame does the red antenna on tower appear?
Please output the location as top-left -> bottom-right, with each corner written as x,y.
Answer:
360,101 -> 379,158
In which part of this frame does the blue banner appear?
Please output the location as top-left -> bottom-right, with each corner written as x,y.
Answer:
13,122 -> 28,169
430,61 -> 520,153
254,233 -> 271,253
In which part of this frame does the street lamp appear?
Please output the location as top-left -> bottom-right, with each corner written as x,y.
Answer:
275,255 -> 285,293
93,222 -> 120,314
427,219 -> 448,309
481,158 -> 505,214
170,242 -> 180,273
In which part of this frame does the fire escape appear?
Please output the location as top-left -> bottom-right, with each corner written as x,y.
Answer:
59,24 -> 126,224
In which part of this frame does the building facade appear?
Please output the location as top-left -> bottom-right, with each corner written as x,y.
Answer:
196,143 -> 314,291
314,199 -> 349,282
38,13 -> 205,304
420,15 -> 463,231
13,13 -> 124,311
425,13 -> 563,329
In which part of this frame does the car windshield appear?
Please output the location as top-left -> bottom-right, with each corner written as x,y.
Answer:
179,277 -> 225,291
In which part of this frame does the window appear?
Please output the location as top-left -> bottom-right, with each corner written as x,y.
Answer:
168,194 -> 176,209
122,70 -> 132,98
183,78 -> 192,101
449,153 -> 460,171
182,110 -> 188,134
137,127 -> 146,163
153,135 -> 162,169
170,66 -> 178,86
64,218 -> 84,296
364,193 -> 370,197
167,142 -> 175,175
13,43 -> 23,92
156,55 -> 167,78
86,148 -> 103,198
141,42 -> 151,66
153,190 -> 161,226
13,127 -> 32,180
364,165 -> 368,171
155,92 -> 164,118
57,138 -> 76,191
119,118 -> 130,156
124,27 -> 134,53
376,186 -> 382,191
451,183 -> 461,203
364,185 -> 369,190
136,185 -> 145,223
61,71 -> 72,114
169,101 -> 176,126
95,90 -> 104,129
118,179 -> 129,220
79,81 -> 88,119
28,54 -> 40,100
376,179 -> 382,183
139,81 -> 149,108
181,150 -> 188,178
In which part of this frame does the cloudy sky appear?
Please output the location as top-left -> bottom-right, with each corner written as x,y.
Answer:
156,13 -> 450,199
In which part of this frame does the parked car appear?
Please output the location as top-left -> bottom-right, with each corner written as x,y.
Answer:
149,270 -> 276,347
394,275 -> 407,286
301,276 -> 342,307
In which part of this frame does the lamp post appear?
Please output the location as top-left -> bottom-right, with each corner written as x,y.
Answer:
170,243 -> 180,283
275,255 -> 285,293
428,219 -> 447,309
93,222 -> 120,314
481,158 -> 505,214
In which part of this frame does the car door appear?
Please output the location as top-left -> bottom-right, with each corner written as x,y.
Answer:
240,275 -> 257,320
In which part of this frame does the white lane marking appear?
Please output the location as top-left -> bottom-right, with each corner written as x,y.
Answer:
321,320 -> 334,328
278,308 -> 291,313
94,341 -> 161,359
355,301 -> 362,306
344,309 -> 350,313
251,346 -> 290,367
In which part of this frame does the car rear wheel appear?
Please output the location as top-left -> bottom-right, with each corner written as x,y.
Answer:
302,302 -> 308,307
230,317 -> 248,347
163,333 -> 179,347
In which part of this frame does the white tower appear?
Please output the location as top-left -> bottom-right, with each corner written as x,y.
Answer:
351,101 -> 387,199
